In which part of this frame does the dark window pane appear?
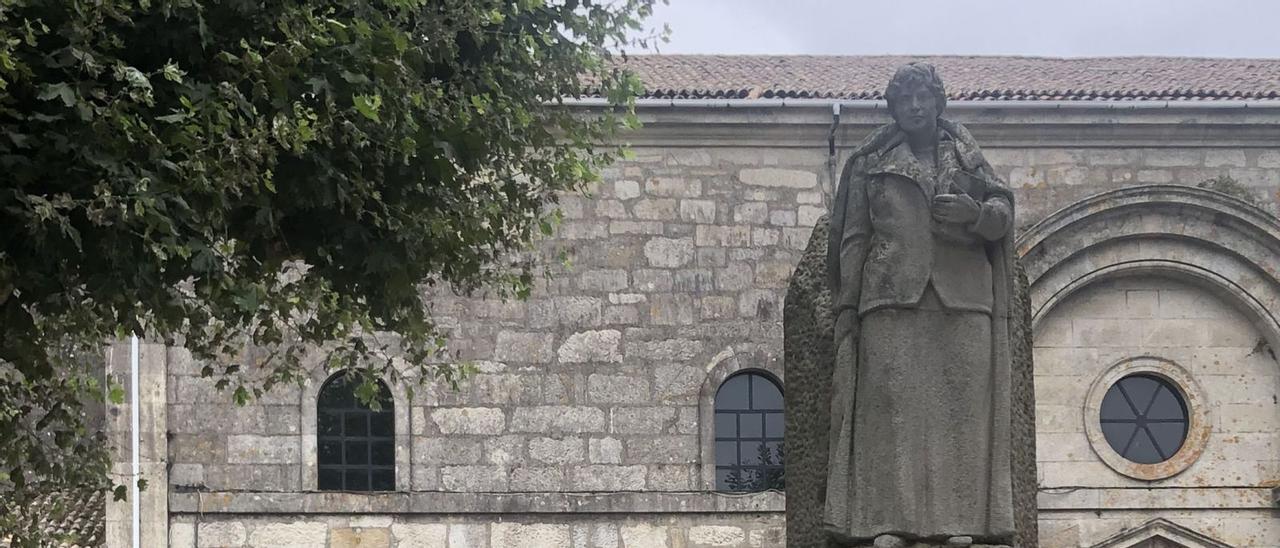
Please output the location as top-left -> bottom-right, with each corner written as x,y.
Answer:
1147,422 -> 1188,457
715,468 -> 733,490
1147,387 -> 1186,420
1100,374 -> 1188,465
319,376 -> 355,409
1101,422 -> 1137,454
740,413 -> 763,438
714,413 -> 736,438
740,441 -> 765,465
345,441 -> 369,465
318,412 -> 342,436
715,441 -> 738,466
370,469 -> 395,491
316,371 -> 397,492
344,413 -> 369,437
319,441 -> 343,465
764,441 -> 784,465
752,376 -> 783,410
370,412 -> 394,437
1121,376 -> 1159,410
716,374 -> 750,410
719,467 -> 759,492
1100,387 -> 1132,419
714,372 -> 785,493
763,467 -> 785,491
1125,429 -> 1162,464
318,468 -> 343,490
345,469 -> 369,491
765,413 -> 784,438
371,441 -> 395,465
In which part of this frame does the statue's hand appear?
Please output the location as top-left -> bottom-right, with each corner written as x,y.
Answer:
932,193 -> 981,224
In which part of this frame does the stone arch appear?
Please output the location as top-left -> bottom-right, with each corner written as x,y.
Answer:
301,366 -> 412,491
697,347 -> 784,490
1017,184 -> 1280,350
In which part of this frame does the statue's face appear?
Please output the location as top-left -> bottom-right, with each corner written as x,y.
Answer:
890,85 -> 939,136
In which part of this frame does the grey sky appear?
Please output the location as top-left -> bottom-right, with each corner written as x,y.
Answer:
642,0 -> 1280,58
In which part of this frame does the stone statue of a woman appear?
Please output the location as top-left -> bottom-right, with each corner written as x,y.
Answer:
824,62 -> 1017,547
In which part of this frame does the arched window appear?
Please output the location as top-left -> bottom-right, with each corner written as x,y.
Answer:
713,371 -> 784,492
317,372 -> 395,491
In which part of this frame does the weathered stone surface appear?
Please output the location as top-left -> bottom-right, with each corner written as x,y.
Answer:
734,202 -> 769,224
589,437 -> 624,464
509,466 -> 567,491
571,465 -> 646,490
528,436 -> 585,464
169,520 -> 195,548
413,438 -> 484,465
643,237 -> 695,268
558,330 -> 623,363
688,525 -> 746,546
648,295 -> 695,326
634,199 -> 680,221
390,524 -> 447,548
430,407 -> 506,435
587,374 -> 650,403
610,406 -> 677,435
738,167 -> 818,188
529,296 -> 603,328
695,225 -> 751,247
625,436 -> 698,464
615,180 -> 642,199
580,269 -> 630,292
445,524 -> 487,548
508,406 -> 607,433
442,465 -> 509,491
680,200 -> 718,223
226,435 -> 300,464
620,523 -> 670,548
645,177 -> 702,198
197,521 -> 247,546
246,520 -> 327,547
624,338 -> 704,362
493,331 -> 555,363
330,527 -> 390,548
492,523 -> 573,548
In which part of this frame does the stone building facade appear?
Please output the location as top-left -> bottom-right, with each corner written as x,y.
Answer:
101,56 -> 1280,547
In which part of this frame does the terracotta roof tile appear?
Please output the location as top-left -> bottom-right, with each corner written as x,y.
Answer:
614,55 -> 1280,101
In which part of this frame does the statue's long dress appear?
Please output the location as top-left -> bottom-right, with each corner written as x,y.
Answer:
827,285 -> 1006,540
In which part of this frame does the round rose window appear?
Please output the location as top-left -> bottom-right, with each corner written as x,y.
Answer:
1099,374 -> 1189,464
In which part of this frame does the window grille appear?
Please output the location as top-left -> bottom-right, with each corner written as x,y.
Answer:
714,371 -> 784,492
317,372 -> 395,491
1099,374 -> 1189,464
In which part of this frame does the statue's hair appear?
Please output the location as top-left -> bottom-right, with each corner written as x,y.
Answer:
884,62 -> 947,116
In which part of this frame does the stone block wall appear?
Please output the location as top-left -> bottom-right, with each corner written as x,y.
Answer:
153,105 -> 1280,547
1033,276 -> 1280,547
985,147 -> 1279,226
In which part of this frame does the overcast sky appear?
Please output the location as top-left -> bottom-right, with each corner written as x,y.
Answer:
641,0 -> 1280,58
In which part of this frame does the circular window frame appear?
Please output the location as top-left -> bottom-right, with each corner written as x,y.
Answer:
1083,357 -> 1209,481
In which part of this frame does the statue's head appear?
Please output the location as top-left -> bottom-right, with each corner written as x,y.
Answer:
885,62 -> 946,137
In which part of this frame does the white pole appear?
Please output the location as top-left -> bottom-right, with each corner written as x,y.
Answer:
130,335 -> 140,548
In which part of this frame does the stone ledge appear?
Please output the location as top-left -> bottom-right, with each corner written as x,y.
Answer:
1038,487 -> 1277,510
169,490 -> 784,515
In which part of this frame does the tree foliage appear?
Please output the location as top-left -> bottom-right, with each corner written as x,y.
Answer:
0,0 -> 657,543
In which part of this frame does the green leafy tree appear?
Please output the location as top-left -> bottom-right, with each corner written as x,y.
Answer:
0,0 -> 659,543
